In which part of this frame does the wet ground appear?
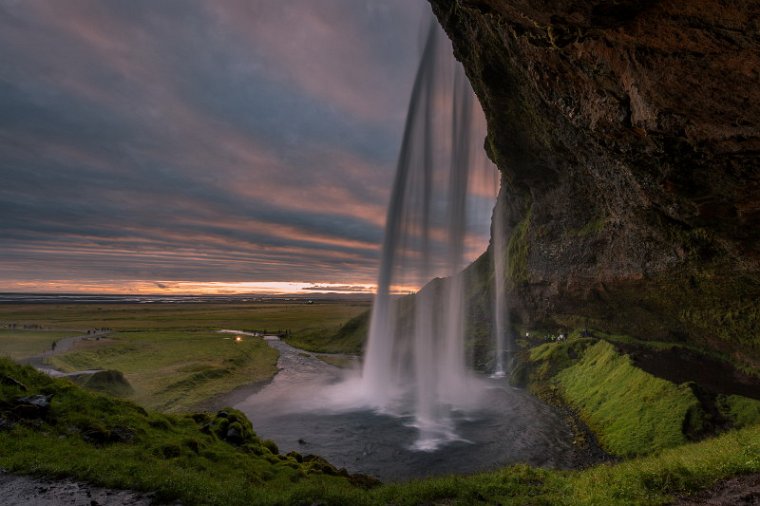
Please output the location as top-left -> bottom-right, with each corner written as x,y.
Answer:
235,337 -> 581,482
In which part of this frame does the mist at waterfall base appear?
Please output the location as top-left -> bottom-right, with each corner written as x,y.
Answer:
236,19 -> 576,480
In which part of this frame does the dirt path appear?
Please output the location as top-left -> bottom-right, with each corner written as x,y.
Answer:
19,331 -> 110,376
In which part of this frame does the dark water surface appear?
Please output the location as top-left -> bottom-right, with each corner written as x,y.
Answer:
235,338 -> 578,482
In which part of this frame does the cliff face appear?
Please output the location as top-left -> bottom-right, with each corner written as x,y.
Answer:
430,0 -> 760,371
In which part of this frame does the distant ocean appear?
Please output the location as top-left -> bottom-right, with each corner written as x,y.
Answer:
0,293 -> 372,304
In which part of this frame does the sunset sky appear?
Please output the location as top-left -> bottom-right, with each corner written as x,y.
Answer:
0,0 -> 495,295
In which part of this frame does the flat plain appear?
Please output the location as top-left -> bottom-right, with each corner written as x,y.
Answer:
0,301 -> 369,411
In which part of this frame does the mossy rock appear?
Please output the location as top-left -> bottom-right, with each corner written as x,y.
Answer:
197,408 -> 258,447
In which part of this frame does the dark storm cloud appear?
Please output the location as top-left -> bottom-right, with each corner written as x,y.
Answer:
0,0 -> 426,288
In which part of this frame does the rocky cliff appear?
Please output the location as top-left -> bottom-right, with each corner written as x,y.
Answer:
430,0 -> 760,372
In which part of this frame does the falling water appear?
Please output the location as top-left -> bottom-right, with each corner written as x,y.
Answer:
491,191 -> 508,378
361,16 -> 497,450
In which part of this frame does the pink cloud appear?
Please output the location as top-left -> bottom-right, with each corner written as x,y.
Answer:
206,0 -> 424,124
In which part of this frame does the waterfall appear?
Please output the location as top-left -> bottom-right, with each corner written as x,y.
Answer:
360,16 -> 499,450
491,189 -> 508,378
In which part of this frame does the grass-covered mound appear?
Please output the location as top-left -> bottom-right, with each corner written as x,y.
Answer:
70,369 -> 134,398
721,394 -> 760,428
1,357 -> 760,504
522,338 -> 760,458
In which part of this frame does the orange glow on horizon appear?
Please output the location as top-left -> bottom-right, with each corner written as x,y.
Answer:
1,279 -> 421,296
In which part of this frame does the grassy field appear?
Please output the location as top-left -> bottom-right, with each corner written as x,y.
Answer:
0,302 -> 368,412
0,301 -> 370,334
1,357 -> 759,505
0,329 -> 82,360
50,330 -> 279,412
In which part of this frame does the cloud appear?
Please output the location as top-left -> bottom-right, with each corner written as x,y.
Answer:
302,284 -> 373,293
0,1 -> 497,293
205,0 -> 425,124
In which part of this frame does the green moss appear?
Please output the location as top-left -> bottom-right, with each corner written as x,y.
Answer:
525,338 -> 596,387
507,206 -> 531,285
719,395 -> 760,428
462,250 -> 496,371
555,341 -> 700,456
567,215 -> 606,237
539,265 -> 760,378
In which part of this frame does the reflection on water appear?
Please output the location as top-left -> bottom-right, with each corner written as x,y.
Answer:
235,338 -> 578,482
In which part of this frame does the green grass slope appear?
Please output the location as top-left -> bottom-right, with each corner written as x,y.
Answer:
285,310 -> 369,354
556,340 -> 700,456
524,338 -> 760,458
0,358 -> 375,505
